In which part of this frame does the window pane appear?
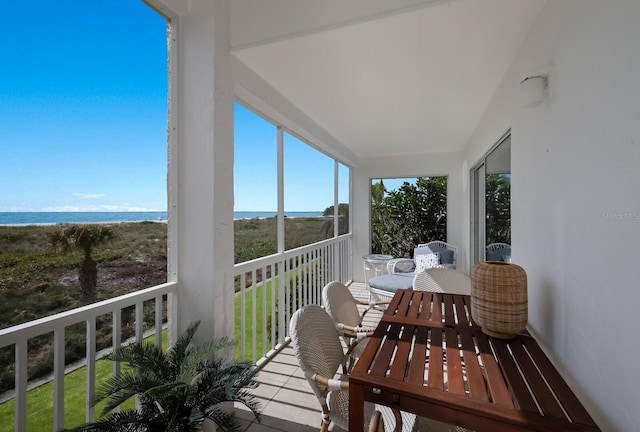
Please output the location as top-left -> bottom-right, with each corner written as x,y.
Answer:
371,176 -> 447,257
0,1 -> 168,415
472,133 -> 511,265
283,133 -> 332,249
337,163 -> 350,235
485,136 -> 511,246
233,103 -> 278,263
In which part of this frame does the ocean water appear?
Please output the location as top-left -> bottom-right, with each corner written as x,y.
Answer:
0,211 -> 323,225
234,211 -> 323,219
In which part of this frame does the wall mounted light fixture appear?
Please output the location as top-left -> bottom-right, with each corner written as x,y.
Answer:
520,75 -> 547,108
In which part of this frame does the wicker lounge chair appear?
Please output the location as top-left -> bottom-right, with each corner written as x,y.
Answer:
368,241 -> 458,303
387,240 -> 458,274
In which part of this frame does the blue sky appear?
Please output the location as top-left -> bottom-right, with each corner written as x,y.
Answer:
1,1 -> 168,212
1,1 -> 378,214
234,104 -> 349,212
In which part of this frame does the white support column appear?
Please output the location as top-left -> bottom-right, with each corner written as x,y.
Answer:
277,127 -> 285,253
351,167 -> 372,282
333,160 -> 339,278
334,160 -> 339,238
174,0 -> 235,342
276,127 -> 286,343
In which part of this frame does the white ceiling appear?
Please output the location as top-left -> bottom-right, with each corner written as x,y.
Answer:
230,0 -> 546,161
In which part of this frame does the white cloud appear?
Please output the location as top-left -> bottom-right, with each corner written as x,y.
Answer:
72,193 -> 106,200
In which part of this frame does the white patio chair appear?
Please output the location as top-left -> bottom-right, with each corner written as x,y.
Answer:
322,281 -> 379,370
289,305 -> 415,432
486,242 -> 511,262
387,240 -> 458,274
412,268 -> 471,295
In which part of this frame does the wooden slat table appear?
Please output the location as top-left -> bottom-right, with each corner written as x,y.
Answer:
349,289 -> 601,432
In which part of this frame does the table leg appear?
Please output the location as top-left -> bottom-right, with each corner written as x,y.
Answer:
349,382 -> 365,432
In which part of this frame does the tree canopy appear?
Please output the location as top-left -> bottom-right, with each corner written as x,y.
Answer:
371,174 -> 511,258
371,177 -> 447,258
49,224 -> 116,300
485,174 -> 511,244
321,203 -> 349,237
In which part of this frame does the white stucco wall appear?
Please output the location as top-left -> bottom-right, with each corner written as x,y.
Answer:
465,1 -> 640,430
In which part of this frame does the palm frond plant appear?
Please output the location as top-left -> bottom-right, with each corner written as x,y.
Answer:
49,224 -> 116,300
64,321 -> 261,432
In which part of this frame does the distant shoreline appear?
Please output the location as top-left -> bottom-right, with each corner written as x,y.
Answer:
0,211 -> 325,226
0,220 -> 169,228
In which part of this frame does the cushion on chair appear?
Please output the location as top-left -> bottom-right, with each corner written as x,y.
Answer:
487,249 -> 510,262
368,273 -> 414,292
415,253 -> 440,271
436,249 -> 454,265
414,246 -> 454,265
394,260 -> 416,273
413,246 -> 435,257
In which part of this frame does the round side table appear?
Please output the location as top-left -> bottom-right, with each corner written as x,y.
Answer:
362,254 -> 394,283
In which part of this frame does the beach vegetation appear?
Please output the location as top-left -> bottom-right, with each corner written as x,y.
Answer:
321,203 -> 349,237
234,216 -> 327,264
1,216 -> 332,397
48,225 -> 116,301
0,222 -> 167,396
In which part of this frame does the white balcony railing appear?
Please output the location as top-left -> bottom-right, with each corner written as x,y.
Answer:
234,234 -> 352,367
0,234 -> 352,431
0,282 -> 177,432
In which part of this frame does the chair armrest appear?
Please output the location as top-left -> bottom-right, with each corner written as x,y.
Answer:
312,372 -> 349,391
387,258 -> 414,273
357,299 -> 390,314
337,323 -> 376,337
369,410 -> 384,432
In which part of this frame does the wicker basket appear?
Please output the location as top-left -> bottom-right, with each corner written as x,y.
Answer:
471,261 -> 527,339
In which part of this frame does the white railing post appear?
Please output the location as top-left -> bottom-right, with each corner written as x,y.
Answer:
14,340 -> 27,432
86,317 -> 96,423
240,271 -> 246,360
112,307 -> 121,414
277,260 -> 285,345
135,302 -> 144,343
261,264 -> 267,359
251,268 -> 257,364
154,295 -> 163,349
240,272 -> 247,360
271,264 -> 277,348
53,327 -> 65,431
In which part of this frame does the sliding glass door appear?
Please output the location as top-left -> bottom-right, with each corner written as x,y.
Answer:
471,134 -> 511,264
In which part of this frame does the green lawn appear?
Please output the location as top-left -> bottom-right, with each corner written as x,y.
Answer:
234,279 -> 275,360
0,332 -> 167,432
234,271 -> 306,361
